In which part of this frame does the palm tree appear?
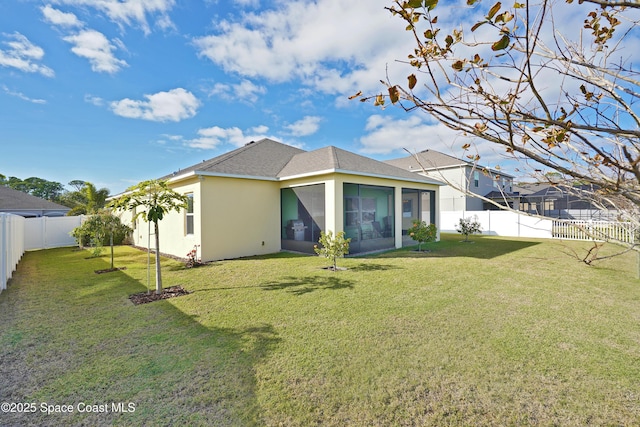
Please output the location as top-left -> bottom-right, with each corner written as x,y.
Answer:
109,180 -> 187,294
64,181 -> 110,215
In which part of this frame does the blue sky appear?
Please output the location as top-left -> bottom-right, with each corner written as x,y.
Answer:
1,0 -> 508,195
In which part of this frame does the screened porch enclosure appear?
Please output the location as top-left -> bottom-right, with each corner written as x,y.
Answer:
401,188 -> 436,247
281,184 -> 325,253
344,183 -> 395,254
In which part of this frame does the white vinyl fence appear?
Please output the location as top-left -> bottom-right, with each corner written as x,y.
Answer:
1,213 -> 25,292
551,220 -> 636,244
24,216 -> 84,250
441,210 -> 553,239
1,215 -> 84,293
441,210 -> 636,243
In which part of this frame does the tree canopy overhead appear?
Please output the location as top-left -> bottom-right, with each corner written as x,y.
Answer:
0,174 -> 65,202
357,0 -> 640,218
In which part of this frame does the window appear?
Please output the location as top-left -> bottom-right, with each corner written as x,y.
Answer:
474,171 -> 479,187
185,193 -> 194,235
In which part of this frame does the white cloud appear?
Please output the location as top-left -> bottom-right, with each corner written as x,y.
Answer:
360,114 -> 515,169
2,85 -> 47,104
41,5 -> 83,27
110,88 -> 201,122
84,94 -> 104,106
57,0 -> 176,34
359,114 -> 468,155
41,5 -> 127,74
209,79 -> 266,103
236,0 -> 260,7
186,125 -> 271,149
63,30 -> 128,74
284,116 -> 321,137
192,0 -> 417,96
0,33 -> 55,77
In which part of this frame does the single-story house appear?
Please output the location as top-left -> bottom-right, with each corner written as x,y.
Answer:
120,138 -> 443,262
0,186 -> 71,217
385,149 -> 515,211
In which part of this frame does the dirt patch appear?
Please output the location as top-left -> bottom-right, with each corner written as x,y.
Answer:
129,285 -> 190,305
94,267 -> 127,274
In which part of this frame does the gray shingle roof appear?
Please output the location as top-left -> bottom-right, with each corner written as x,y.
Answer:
385,149 -> 469,171
162,138 -> 305,180
385,149 -> 514,178
166,139 -> 442,185
0,186 -> 70,211
279,146 -> 441,184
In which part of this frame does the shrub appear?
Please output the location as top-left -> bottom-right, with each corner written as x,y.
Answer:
185,245 -> 202,268
314,230 -> 351,271
407,220 -> 438,251
456,216 -> 482,242
71,212 -> 132,247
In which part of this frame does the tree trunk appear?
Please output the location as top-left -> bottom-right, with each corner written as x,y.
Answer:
154,221 -> 162,294
110,232 -> 114,270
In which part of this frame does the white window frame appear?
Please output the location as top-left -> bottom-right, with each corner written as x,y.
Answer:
185,193 -> 194,235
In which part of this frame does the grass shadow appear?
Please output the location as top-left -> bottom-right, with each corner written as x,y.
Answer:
373,233 -> 542,260
348,263 -> 403,272
0,248 -> 279,426
261,275 -> 355,295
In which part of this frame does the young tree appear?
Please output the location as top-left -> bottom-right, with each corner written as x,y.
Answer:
407,220 -> 438,251
314,230 -> 351,271
456,216 -> 483,242
357,0 -> 640,251
109,180 -> 188,294
71,211 -> 132,267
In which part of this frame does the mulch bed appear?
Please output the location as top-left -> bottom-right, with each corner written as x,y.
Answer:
129,285 -> 191,305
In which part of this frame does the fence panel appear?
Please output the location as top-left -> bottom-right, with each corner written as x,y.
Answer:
24,216 -> 83,250
440,210 -> 553,239
1,213 -> 25,292
552,220 -> 636,243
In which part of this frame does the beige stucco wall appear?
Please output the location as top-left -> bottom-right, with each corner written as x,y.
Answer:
199,176 -> 281,261
123,178 -> 201,260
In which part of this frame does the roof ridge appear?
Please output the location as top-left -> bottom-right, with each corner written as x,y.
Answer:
202,138 -> 268,168
329,146 -> 340,169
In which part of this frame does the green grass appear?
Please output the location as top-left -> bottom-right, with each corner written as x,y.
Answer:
1,234 -> 639,426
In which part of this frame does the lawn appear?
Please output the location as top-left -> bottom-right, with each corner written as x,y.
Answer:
1,234 -> 639,426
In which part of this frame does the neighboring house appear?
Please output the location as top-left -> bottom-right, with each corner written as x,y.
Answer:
0,186 -> 70,217
119,138 -> 443,262
385,149 -> 515,211
515,183 -> 617,220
